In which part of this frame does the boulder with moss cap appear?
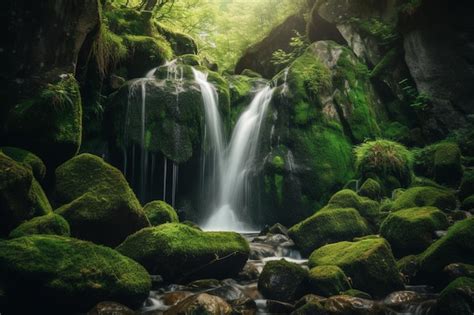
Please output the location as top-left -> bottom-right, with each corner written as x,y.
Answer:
116,223 -> 249,282
8,214 -> 70,238
143,200 -> 179,226
307,265 -> 351,297
309,238 -> 404,297
54,153 -> 149,247
389,186 -> 457,212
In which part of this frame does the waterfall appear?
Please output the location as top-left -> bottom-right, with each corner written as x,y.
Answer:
202,85 -> 275,231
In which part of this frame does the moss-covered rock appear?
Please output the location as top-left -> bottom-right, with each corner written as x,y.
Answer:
116,223 -> 249,282
0,153 -> 52,237
354,140 -> 413,190
358,178 -> 382,201
288,207 -> 370,256
0,147 -> 46,181
0,235 -> 151,313
444,263 -> 474,282
341,289 -> 372,299
397,254 -> 420,281
389,186 -> 457,212
144,200 -> 178,226
418,218 -> 474,281
54,154 -> 149,247
326,189 -> 379,220
307,265 -> 351,297
437,277 -> 474,315
461,195 -> 474,211
308,238 -> 404,297
380,207 -> 449,257
258,259 -> 308,302
459,170 -> 474,201
8,214 -> 70,238
434,143 -> 463,187
5,74 -> 82,168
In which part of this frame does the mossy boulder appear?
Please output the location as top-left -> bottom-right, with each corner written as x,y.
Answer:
437,277 -> 474,315
0,147 -> 46,181
380,207 -> 449,257
418,218 -> 474,281
389,186 -> 457,212
308,238 -> 404,297
434,143 -> 463,187
0,235 -> 151,313
461,195 -> 474,211
258,259 -> 308,302
0,153 -> 52,237
144,200 -> 179,225
354,140 -> 413,190
8,214 -> 70,238
459,170 -> 474,201
326,189 -> 379,220
116,223 -> 250,282
358,178 -> 382,201
288,208 -> 370,256
5,74 -> 82,168
54,154 -> 149,247
307,265 -> 351,297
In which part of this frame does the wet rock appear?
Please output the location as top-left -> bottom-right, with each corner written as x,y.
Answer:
324,295 -> 383,315
264,300 -> 295,314
87,301 -> 136,315
187,279 -> 221,290
383,291 -> 423,311
444,263 -> 474,282
258,259 -> 308,302
249,242 -> 276,260
437,277 -> 474,315
231,298 -> 257,315
294,294 -> 326,309
162,291 -> 194,306
206,284 -> 246,302
267,223 -> 289,237
164,293 -> 232,315
238,262 -> 260,281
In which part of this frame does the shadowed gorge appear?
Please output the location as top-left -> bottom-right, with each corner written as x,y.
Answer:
1,0 -> 474,314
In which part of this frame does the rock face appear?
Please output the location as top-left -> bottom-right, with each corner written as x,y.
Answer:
401,0 -> 474,135
380,207 -> 449,257
55,154 -> 149,247
258,259 -> 308,303
235,14 -> 306,78
116,223 -> 250,282
0,152 -> 52,237
0,235 -> 151,313
309,238 -> 404,297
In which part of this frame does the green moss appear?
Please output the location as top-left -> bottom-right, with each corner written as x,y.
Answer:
0,147 -> 46,181
0,153 -> 52,237
434,143 -> 463,187
123,34 -> 173,65
371,48 -> 400,78
307,265 -> 351,297
461,195 -> 474,210
8,214 -> 70,238
144,200 -> 179,226
178,54 -> 201,66
116,223 -> 250,282
358,178 -> 382,201
354,140 -> 413,189
341,289 -> 372,299
5,74 -> 82,167
459,170 -> 474,201
241,69 -> 262,78
380,121 -> 411,144
288,207 -> 370,256
0,235 -> 151,312
389,186 -> 457,211
272,156 -> 285,171
437,277 -> 474,315
93,23 -> 128,77
326,189 -> 380,220
105,8 -> 152,36
257,259 -> 308,302
55,154 -> 149,247
418,218 -> 474,278
397,255 -> 420,279
308,238 -> 404,297
350,17 -> 398,45
380,207 -> 449,257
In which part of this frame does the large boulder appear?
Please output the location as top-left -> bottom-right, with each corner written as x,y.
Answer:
388,186 -> 457,212
326,189 -> 379,221
0,235 -> 151,313
308,238 -> 404,297
143,200 -> 179,226
380,207 -> 449,257
116,223 -> 249,282
307,265 -> 351,297
418,218 -> 474,282
258,259 -> 308,303
0,152 -> 52,237
459,170 -> 474,201
288,207 -> 370,256
0,147 -> 46,181
437,277 -> 474,315
235,14 -> 306,78
8,213 -> 70,238
54,153 -> 149,247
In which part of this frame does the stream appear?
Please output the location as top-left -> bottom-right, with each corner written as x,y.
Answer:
137,232 -> 438,315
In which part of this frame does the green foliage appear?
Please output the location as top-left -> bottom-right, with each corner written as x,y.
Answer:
271,31 -> 310,67
9,214 -> 70,238
308,238 -> 404,297
288,207 -> 370,256
93,23 -> 128,77
399,78 -> 430,111
0,235 -> 151,312
354,140 -> 413,188
307,265 -> 351,297
143,200 -> 179,225
350,17 -> 398,46
380,207 -> 449,257
116,223 -> 250,281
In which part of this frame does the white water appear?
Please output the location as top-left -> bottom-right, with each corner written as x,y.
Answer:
201,85 -> 275,231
